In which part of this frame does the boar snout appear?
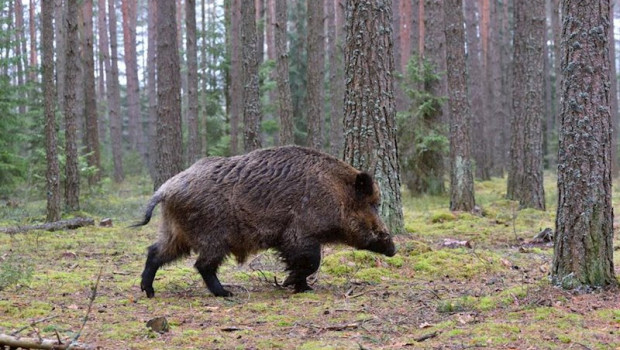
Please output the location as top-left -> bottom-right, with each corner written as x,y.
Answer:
365,234 -> 396,257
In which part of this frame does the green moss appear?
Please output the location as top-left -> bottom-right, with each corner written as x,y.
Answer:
430,210 -> 457,223
354,267 -> 395,283
477,296 -> 497,311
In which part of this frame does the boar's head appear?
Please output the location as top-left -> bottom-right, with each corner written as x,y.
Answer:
346,172 -> 396,257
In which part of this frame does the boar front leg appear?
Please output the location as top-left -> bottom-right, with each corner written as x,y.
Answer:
281,243 -> 321,293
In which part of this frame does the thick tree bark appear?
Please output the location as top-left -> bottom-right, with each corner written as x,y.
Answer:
64,0 -> 81,211
146,0 -> 158,178
444,0 -> 475,212
306,0 -> 325,150
82,0 -> 101,186
108,0 -> 124,183
507,0 -> 545,210
609,2 -> 619,176
121,0 -> 143,154
55,0 -> 67,111
42,0 -> 61,222
229,0 -> 243,154
274,0 -> 294,146
241,0 -> 263,152
186,0 -> 200,163
327,0 -> 344,156
343,0 -> 404,234
552,0 -> 617,289
464,0 -> 489,180
155,0 -> 184,189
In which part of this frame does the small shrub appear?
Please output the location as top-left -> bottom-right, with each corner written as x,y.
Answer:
0,254 -> 33,291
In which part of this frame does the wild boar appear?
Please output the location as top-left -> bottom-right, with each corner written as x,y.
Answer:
133,145 -> 396,297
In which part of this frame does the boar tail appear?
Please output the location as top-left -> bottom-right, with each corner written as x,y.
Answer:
130,192 -> 163,228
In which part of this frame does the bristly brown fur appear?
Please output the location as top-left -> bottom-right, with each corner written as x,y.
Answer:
137,145 -> 396,297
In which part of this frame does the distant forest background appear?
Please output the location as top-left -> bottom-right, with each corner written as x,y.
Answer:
0,0 -> 617,201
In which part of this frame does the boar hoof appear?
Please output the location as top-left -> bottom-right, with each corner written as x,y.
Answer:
293,284 -> 313,293
212,289 -> 233,297
141,283 -> 155,298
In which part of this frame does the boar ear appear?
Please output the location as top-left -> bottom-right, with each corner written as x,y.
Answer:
355,172 -> 375,198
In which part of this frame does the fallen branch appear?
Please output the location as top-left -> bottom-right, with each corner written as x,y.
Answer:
10,316 -> 59,336
0,218 -> 95,234
0,334 -> 91,350
414,331 -> 438,342
68,267 -> 103,347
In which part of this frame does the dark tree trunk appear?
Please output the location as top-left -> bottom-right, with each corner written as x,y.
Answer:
241,0 -> 263,152
306,0 -> 325,149
42,0 -> 62,222
121,0 -> 143,155
65,0 -> 81,211
609,2 -> 619,176
229,0 -> 243,154
82,0 -> 101,186
327,0 -> 344,156
97,0 -> 108,145
507,0 -> 545,210
108,0 -> 124,183
155,0 -> 185,189
552,0 -> 617,289
55,0 -> 67,112
343,0 -> 404,234
464,0 -> 489,180
274,0 -> 294,146
186,0 -> 200,163
146,0 -> 157,178
444,0 -> 475,212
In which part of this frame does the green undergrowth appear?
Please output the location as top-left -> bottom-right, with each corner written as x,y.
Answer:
0,172 -> 618,349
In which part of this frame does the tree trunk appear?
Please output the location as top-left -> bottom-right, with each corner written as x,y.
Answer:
241,0 -> 263,152
186,0 -> 200,163
343,0 -> 404,234
155,0 -> 184,189
82,0 -> 101,186
327,0 -> 344,156
108,0 -> 124,183
609,2 -> 619,176
121,0 -> 143,155
551,0 -> 561,167
306,0 -> 325,150
42,0 -> 62,222
29,0 -> 37,83
97,0 -> 108,145
464,0 -> 489,180
65,0 -> 81,211
507,0 -> 545,210
55,0 -> 67,111
422,0 -> 447,194
229,0 -> 243,154
15,0 -> 26,116
274,0 -> 294,146
552,0 -> 617,289
146,0 -> 157,178
444,0 -> 475,212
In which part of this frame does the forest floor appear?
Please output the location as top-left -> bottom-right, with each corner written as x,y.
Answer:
0,174 -> 619,349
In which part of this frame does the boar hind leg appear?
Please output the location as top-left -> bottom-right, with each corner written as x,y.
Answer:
194,254 -> 233,297
141,244 -> 177,298
282,244 -> 321,293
